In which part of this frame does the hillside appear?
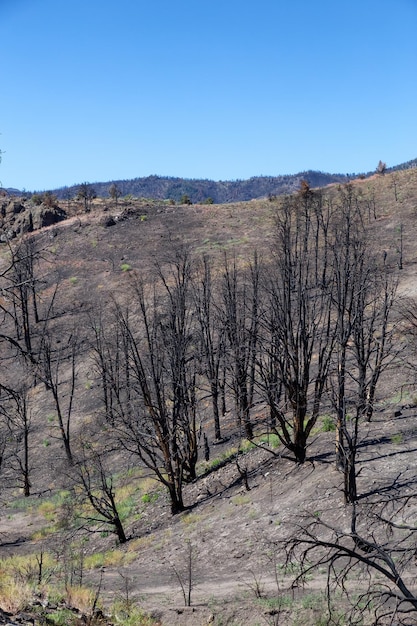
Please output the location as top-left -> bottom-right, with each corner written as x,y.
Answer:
4,157 -> 414,205
0,168 -> 417,625
50,170 -> 353,204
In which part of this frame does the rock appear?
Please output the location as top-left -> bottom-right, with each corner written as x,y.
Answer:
102,215 -> 116,227
0,202 -> 67,241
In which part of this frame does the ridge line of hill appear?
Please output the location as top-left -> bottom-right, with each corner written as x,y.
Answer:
5,157 -> 417,204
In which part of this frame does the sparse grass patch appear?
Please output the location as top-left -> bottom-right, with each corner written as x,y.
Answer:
321,415 -> 336,432
391,433 -> 403,444
180,512 -> 204,526
9,496 -> 34,512
0,576 -> 31,614
46,608 -> 79,625
255,433 -> 280,448
84,548 -> 134,570
231,494 -> 251,506
0,552 -> 55,582
115,484 -> 139,521
37,501 -> 57,520
31,525 -> 59,541
199,445 -> 240,474
389,389 -> 413,406
126,535 -> 155,552
141,492 -> 159,504
111,600 -> 159,625
65,584 -> 99,613
257,594 -> 294,611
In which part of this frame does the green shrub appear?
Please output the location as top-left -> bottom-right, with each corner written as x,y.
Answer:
321,415 -> 336,432
141,492 -> 158,504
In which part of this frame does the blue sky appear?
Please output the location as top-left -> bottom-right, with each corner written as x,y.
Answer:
1,0 -> 416,191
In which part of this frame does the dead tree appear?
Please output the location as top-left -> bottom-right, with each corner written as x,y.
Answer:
328,186 -> 370,499
94,251 -> 200,515
1,382 -> 33,496
283,498 -> 417,624
72,445 -> 127,544
220,253 -> 261,440
192,255 -> 225,441
0,237 -> 47,363
329,187 -> 397,502
260,190 -> 335,463
38,331 -> 79,465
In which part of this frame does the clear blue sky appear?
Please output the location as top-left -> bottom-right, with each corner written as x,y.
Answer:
1,0 -> 416,191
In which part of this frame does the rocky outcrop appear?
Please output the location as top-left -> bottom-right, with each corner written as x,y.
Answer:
0,199 -> 67,242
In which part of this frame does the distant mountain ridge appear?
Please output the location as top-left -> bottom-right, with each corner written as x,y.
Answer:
51,170 -> 354,204
5,158 -> 417,204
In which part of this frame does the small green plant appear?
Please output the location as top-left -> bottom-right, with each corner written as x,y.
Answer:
141,492 -> 158,504
321,415 -> 336,432
120,263 -> 132,272
256,433 -> 280,448
47,608 -> 79,625
43,439 -> 50,447
111,600 -> 157,625
69,276 -> 78,285
391,433 -> 403,444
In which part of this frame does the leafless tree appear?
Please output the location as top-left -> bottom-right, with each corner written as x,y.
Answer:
192,255 -> 225,441
38,331 -> 79,465
260,189 -> 335,463
1,383 -> 32,496
0,381 -> 33,496
77,182 -> 96,213
0,237 -> 45,362
72,444 -> 127,544
108,183 -> 122,208
328,187 -> 397,502
377,160 -> 387,175
220,253 -> 261,440
283,495 -> 417,624
93,250 -> 201,514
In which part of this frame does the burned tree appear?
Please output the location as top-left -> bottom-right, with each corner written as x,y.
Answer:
220,253 -> 261,440
192,255 -> 226,441
260,189 -> 335,463
0,379 -> 33,496
93,250 -> 200,514
283,494 -> 417,625
72,444 -> 127,544
0,237 -> 44,362
38,331 -> 80,465
328,186 -> 398,503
